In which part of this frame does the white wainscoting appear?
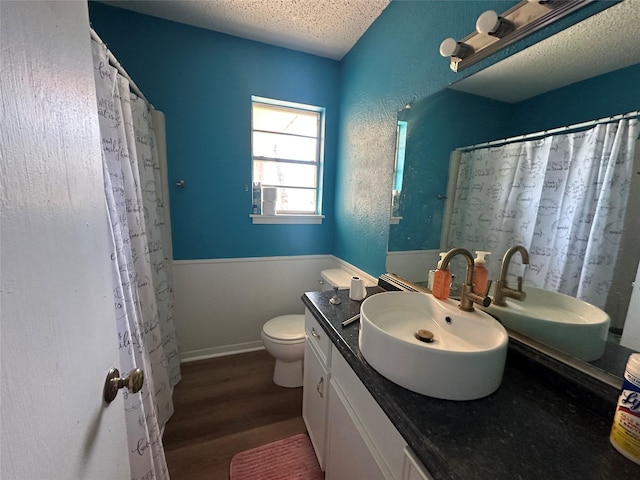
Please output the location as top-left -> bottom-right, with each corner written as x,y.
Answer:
385,250 -> 440,284
173,255 -> 376,362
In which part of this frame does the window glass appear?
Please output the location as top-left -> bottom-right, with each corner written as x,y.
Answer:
253,104 -> 319,137
253,160 -> 317,188
251,97 -> 324,215
252,131 -> 317,162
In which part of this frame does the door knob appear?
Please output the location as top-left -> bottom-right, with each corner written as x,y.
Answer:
103,367 -> 144,404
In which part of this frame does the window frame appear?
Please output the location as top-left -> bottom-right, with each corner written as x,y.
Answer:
250,96 -> 325,224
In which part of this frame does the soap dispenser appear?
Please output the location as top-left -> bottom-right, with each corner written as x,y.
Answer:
474,251 -> 490,294
431,253 -> 451,300
428,252 -> 447,292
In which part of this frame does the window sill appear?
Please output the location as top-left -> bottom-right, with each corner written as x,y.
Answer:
250,214 -> 324,225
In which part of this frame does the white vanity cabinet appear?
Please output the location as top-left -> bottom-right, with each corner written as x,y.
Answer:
302,308 -> 434,480
302,310 -> 331,470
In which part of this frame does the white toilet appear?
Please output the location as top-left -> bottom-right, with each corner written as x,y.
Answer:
319,268 -> 354,292
261,314 -> 305,388
261,269 -> 354,388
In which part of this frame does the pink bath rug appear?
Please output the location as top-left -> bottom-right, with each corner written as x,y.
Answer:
229,433 -> 323,480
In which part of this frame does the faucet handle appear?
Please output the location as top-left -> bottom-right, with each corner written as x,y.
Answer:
462,282 -> 492,309
482,280 -> 493,297
516,276 -> 527,301
476,294 -> 492,308
329,286 -> 341,305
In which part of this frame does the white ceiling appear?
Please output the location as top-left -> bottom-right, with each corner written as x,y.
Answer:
100,0 -> 390,60
450,0 -> 640,103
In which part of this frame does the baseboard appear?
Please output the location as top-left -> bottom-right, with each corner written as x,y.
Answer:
180,341 -> 265,363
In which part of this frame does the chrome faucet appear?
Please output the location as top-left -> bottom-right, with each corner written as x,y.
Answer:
438,248 -> 492,312
494,245 -> 530,306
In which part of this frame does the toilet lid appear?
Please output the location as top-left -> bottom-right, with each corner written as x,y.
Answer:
263,314 -> 305,341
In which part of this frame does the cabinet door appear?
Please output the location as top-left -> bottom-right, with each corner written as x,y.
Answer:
331,346 -> 407,476
302,340 -> 329,470
325,380 -> 386,480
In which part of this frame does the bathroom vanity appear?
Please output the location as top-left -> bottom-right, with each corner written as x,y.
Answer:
302,301 -> 426,479
301,287 -> 639,480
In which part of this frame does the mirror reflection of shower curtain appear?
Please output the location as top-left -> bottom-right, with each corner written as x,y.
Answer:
444,117 -> 639,309
92,40 -> 180,480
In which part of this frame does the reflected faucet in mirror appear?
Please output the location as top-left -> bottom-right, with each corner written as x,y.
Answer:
438,248 -> 492,312
386,1 -> 640,380
494,246 -> 530,307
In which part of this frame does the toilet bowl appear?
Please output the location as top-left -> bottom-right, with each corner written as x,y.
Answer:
261,314 -> 305,388
261,269 -> 359,387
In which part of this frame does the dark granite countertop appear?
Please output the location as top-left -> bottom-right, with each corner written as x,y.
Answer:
302,288 -> 640,480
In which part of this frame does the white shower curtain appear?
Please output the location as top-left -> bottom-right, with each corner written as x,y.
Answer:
445,116 -> 639,309
92,39 -> 181,480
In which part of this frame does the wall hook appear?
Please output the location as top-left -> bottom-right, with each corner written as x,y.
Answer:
437,194 -> 447,200
176,179 -> 186,188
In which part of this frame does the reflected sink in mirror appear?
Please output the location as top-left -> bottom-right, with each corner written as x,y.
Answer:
386,1 -> 640,386
358,291 -> 508,401
483,287 -> 610,362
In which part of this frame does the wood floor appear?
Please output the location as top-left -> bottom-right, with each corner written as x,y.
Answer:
163,350 -> 307,479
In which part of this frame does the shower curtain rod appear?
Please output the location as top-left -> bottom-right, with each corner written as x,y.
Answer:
456,110 -> 640,152
90,28 -> 153,108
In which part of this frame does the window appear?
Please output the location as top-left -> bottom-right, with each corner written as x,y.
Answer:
251,96 -> 324,218
391,120 -> 407,222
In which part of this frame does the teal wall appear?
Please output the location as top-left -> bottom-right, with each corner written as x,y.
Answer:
389,89 -> 513,252
511,62 -> 640,134
89,0 -> 624,272
335,0 -> 619,276
89,2 -> 340,260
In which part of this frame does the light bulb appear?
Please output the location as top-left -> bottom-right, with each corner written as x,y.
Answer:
439,38 -> 473,58
476,10 -> 515,38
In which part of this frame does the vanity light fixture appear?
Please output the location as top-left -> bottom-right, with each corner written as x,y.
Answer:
440,0 -> 592,72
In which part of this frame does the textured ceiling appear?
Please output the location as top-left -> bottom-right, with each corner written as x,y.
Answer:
99,1 -> 638,100
450,1 -> 640,103
100,0 -> 390,60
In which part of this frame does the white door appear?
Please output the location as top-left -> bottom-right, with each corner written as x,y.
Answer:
1,2 -> 130,479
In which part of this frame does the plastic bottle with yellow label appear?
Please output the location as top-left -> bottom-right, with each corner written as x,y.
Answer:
610,353 -> 640,465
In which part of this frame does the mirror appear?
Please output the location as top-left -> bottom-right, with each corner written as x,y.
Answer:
386,1 -> 640,380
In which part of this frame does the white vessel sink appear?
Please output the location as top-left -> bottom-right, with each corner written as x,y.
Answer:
358,291 -> 508,401
484,287 -> 610,362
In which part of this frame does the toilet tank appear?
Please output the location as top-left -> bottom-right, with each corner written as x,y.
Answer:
320,269 -> 354,291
